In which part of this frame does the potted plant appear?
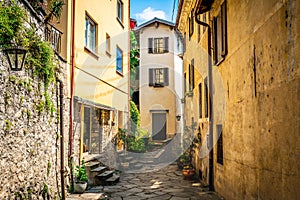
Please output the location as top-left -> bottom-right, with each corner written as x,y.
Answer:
182,165 -> 196,179
74,160 -> 88,194
179,124 -> 200,179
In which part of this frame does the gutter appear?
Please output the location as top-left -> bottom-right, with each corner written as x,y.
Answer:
69,0 -> 76,189
195,11 -> 214,191
57,79 -> 66,199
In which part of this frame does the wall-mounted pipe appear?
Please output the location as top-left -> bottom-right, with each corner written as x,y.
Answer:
57,79 -> 65,199
69,0 -> 76,189
195,12 -> 214,191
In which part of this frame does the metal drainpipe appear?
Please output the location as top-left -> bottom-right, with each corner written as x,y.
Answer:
57,79 -> 66,199
69,0 -> 76,189
195,12 -> 214,191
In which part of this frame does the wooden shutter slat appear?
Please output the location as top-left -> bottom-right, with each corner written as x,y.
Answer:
164,68 -> 169,86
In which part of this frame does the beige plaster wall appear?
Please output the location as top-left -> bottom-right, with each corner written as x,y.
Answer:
139,23 -> 177,137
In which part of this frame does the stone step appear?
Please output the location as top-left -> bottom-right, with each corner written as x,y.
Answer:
105,174 -> 120,185
97,170 -> 114,180
91,166 -> 107,173
85,161 -> 100,170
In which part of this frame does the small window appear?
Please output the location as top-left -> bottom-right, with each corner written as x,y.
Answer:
217,125 -> 223,165
202,13 -> 206,33
117,0 -> 123,23
189,9 -> 194,39
204,77 -> 210,118
85,14 -> 97,52
198,83 -> 202,118
213,1 -> 227,65
189,59 -> 195,91
106,33 -> 111,55
184,72 -> 187,94
149,68 -> 169,87
197,23 -> 201,43
148,37 -> 169,54
116,46 -> 123,74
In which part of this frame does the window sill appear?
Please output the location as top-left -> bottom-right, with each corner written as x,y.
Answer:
149,52 -> 169,55
84,47 -> 99,60
116,17 -> 124,29
116,70 -> 123,77
106,51 -> 111,57
214,56 -> 225,66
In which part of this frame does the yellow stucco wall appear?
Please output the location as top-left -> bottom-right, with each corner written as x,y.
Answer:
178,0 -> 300,199
73,0 -> 130,112
138,23 -> 177,138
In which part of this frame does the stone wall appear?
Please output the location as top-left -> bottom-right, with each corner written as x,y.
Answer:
0,0 -> 69,198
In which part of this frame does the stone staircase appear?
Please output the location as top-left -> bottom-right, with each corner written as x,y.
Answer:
116,140 -> 172,172
84,158 -> 120,187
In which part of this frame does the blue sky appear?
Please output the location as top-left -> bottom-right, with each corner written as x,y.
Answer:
130,0 -> 179,25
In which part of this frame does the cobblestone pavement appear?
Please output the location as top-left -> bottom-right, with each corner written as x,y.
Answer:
67,163 -> 223,200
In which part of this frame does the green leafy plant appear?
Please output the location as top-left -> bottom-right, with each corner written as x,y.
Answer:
0,2 -> 26,48
75,160 -> 88,183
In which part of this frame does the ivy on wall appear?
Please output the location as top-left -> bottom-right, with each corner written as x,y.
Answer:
0,1 -> 57,88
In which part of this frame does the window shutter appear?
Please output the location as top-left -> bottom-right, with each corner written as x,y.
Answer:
149,68 -> 154,86
164,68 -> 169,86
164,37 -> 169,53
148,38 -> 153,53
212,17 -> 218,64
221,1 -> 227,57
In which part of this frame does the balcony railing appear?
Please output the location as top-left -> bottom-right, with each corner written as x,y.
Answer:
45,23 -> 62,54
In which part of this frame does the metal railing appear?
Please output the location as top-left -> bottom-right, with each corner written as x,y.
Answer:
45,23 -> 63,54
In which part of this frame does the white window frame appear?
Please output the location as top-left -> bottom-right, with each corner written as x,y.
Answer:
85,14 -> 97,52
116,46 -> 123,74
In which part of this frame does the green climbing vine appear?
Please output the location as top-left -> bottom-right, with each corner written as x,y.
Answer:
0,2 -> 59,117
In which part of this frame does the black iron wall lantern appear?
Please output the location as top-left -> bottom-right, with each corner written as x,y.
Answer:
176,114 -> 181,121
3,45 -> 27,71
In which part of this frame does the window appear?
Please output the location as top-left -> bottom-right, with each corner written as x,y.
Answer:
189,9 -> 194,39
217,125 -> 223,165
117,0 -> 123,23
189,59 -> 195,91
85,14 -> 97,52
197,23 -> 201,43
184,72 -> 187,94
116,46 -> 123,74
204,77 -> 210,118
106,33 -> 110,55
213,1 -> 227,65
202,13 -> 206,33
198,83 -> 202,118
148,37 -> 169,54
149,68 -> 169,87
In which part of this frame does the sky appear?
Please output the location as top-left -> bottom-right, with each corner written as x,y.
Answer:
130,0 -> 179,26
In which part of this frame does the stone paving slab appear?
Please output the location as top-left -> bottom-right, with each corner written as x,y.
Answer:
67,164 -> 224,200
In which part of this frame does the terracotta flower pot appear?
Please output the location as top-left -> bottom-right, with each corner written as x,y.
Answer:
182,169 -> 195,180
